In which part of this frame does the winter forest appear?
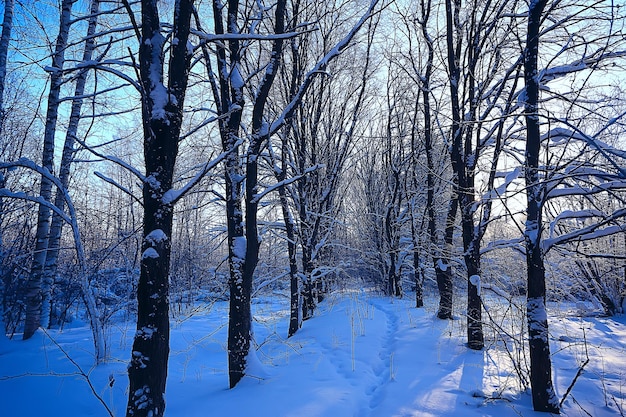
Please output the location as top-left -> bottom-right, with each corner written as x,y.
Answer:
0,0 -> 626,415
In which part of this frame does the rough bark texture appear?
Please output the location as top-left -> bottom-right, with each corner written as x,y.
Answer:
126,1 -> 193,416
213,0 -> 287,388
523,0 -> 560,413
23,0 -> 73,340
211,0 -> 248,388
276,135 -> 300,337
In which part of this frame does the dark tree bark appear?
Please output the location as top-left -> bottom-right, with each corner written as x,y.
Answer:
442,0 -> 485,348
459,3 -> 483,350
434,0 -> 466,321
523,0 -> 560,413
211,0 -> 287,388
279,161 -> 300,337
23,0 -> 74,340
210,0 -> 247,390
283,5 -> 303,337
126,1 -> 194,416
417,0 -> 445,315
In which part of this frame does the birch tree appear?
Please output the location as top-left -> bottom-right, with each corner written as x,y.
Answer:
23,0 -> 74,340
41,0 -> 102,330
0,0 -> 14,337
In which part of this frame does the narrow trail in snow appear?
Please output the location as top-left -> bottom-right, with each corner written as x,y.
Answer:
363,297 -> 400,414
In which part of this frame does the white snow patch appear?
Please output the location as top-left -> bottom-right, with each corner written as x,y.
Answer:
437,259 -> 449,272
142,248 -> 159,260
230,65 -> 244,89
232,236 -> 246,260
146,229 -> 168,245
2,292 -> 624,417
145,175 -> 161,191
469,275 -> 481,296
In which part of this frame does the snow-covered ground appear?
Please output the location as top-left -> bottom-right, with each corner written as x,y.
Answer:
1,291 -> 625,416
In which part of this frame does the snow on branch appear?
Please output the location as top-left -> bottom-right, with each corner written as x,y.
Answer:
548,209 -> 604,237
73,137 -> 145,182
480,237 -> 525,255
539,50 -> 626,85
251,163 -> 324,204
481,166 -> 522,202
0,188 -> 71,224
162,138 -> 244,205
268,0 -> 385,137
546,180 -> 626,199
544,207 -> 626,251
94,171 -> 142,205
71,60 -> 141,92
0,158 -> 77,226
193,26 -> 317,43
545,115 -> 626,178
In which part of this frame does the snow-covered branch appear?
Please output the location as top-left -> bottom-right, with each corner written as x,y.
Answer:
251,163 -> 324,204
544,207 -> 626,251
162,138 -> 244,205
269,0 -> 385,136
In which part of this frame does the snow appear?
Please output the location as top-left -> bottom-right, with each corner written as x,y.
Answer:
145,229 -> 167,245
142,247 -> 159,259
1,292 -> 625,417
437,259 -> 449,272
232,236 -> 247,260
469,275 -> 481,297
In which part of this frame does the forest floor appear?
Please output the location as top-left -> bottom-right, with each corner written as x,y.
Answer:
0,289 -> 625,416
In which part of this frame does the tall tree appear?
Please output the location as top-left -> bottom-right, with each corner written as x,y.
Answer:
209,0 -> 288,388
0,0 -> 13,134
41,0 -> 102,330
0,0 -> 15,338
125,0 -> 194,416
208,0 -> 383,387
523,0 -> 560,412
23,0 -> 74,340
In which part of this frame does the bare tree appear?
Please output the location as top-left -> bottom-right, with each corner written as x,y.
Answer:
523,0 -> 559,412
0,0 -> 15,338
206,0 -> 384,387
124,0 -> 195,415
41,0 -> 102,330
23,0 -> 74,340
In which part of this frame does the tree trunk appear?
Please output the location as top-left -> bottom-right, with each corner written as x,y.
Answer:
434,261 -> 454,319
213,0 -> 287,388
279,178 -> 300,337
126,1 -> 193,416
435,196 -> 457,319
23,0 -> 74,340
464,241 -> 483,349
0,0 -> 13,132
0,0 -> 14,337
523,0 -> 560,412
211,0 -> 248,388
42,0 -> 101,330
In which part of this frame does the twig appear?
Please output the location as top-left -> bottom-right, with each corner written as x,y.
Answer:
41,329 -> 114,417
560,327 -> 590,408
572,395 -> 594,417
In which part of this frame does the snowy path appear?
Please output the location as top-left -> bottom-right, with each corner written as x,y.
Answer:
1,291 -> 625,416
